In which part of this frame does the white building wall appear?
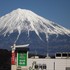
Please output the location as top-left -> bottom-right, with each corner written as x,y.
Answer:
28,59 -> 70,70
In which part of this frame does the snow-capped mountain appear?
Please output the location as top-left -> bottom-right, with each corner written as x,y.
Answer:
0,8 -> 70,55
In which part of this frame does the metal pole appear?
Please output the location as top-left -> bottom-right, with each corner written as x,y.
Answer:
54,62 -> 55,70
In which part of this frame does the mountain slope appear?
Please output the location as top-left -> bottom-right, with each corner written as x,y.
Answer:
0,8 -> 70,55
0,8 -> 70,40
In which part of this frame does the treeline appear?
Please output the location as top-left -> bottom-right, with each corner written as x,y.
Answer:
0,49 -> 11,70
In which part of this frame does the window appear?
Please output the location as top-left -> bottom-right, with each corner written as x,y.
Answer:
62,53 -> 67,57
68,53 -> 70,57
56,53 -> 61,57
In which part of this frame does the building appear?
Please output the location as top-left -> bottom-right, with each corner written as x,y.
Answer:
11,44 -> 70,70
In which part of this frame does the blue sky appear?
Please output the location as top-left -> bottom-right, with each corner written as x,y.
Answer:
0,0 -> 70,29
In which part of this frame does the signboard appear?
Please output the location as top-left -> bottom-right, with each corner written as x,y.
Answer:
29,61 -> 47,70
18,53 -> 27,66
11,52 -> 15,64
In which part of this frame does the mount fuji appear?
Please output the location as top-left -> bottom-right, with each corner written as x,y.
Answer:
0,8 -> 70,55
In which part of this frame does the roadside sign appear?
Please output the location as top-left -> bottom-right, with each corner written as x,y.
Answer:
18,53 -> 27,66
11,52 -> 15,64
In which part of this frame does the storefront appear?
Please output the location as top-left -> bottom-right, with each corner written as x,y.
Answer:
11,44 -> 29,70
11,44 -> 70,70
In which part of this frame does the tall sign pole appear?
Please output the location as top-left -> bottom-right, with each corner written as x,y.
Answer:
11,44 -> 16,65
11,44 -> 16,70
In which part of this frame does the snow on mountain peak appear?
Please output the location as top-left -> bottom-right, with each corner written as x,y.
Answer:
0,8 -> 70,42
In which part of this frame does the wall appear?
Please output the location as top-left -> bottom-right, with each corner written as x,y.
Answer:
28,58 -> 70,70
